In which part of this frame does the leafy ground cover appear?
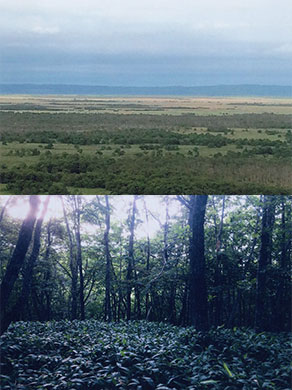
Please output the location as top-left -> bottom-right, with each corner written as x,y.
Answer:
1,320 -> 291,390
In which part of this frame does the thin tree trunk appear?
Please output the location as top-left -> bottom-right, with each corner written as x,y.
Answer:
254,195 -> 275,331
275,198 -> 291,330
133,199 -> 141,319
61,196 -> 78,320
43,219 -> 53,321
127,196 -> 137,321
179,279 -> 189,326
117,237 -> 123,321
75,196 -> 85,320
143,198 -> 151,320
104,195 -> 112,322
212,196 -> 225,327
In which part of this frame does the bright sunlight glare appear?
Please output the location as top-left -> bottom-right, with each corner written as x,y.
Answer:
0,196 -> 182,239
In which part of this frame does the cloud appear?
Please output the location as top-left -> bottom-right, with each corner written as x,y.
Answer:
272,43 -> 292,55
0,0 -> 291,85
30,25 -> 60,35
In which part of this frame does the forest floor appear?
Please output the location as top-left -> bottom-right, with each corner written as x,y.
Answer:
1,320 -> 291,390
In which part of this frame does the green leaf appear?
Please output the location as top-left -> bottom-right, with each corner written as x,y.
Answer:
223,361 -> 234,378
143,376 -> 155,387
200,380 -> 218,385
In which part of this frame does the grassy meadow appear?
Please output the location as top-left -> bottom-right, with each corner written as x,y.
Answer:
0,96 -> 291,194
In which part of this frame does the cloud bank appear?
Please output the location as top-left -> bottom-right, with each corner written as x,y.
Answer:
1,0 -> 291,85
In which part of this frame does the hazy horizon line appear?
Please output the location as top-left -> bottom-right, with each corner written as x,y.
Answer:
1,83 -> 291,87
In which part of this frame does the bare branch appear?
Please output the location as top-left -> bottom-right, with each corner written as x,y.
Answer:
176,195 -> 190,209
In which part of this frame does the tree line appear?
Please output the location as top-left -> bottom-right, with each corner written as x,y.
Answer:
0,195 -> 291,335
2,154 -> 291,195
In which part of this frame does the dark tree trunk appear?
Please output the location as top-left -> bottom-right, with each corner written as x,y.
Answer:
1,197 -> 49,333
212,196 -> 225,327
168,284 -> 177,324
163,197 -> 169,264
0,196 -> 40,334
275,198 -> 291,330
179,279 -> 189,326
168,211 -> 181,325
43,219 -> 53,321
126,196 -> 137,321
75,196 -> 85,320
188,195 -> 209,331
61,196 -> 78,320
143,198 -> 151,320
134,274 -> 141,319
254,195 -> 275,332
117,239 -> 123,321
133,198 -> 141,319
104,195 -> 112,322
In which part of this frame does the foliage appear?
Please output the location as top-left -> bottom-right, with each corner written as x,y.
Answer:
0,106 -> 291,194
0,195 -> 291,331
1,321 -> 291,390
1,154 -> 291,195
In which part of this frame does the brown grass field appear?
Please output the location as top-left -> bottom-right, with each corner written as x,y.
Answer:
0,95 -> 291,116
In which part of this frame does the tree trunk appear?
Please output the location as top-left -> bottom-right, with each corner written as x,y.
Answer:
117,236 -> 123,321
0,195 -> 40,334
179,279 -> 189,326
212,195 -> 225,327
61,196 -> 78,320
188,195 -> 209,331
104,195 -> 112,322
254,195 -> 275,331
126,196 -> 137,321
1,196 -> 49,334
75,196 -> 85,320
43,219 -> 53,321
143,198 -> 151,320
275,197 -> 291,330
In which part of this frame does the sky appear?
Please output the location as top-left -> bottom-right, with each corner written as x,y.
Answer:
0,195 -> 183,240
0,0 -> 291,86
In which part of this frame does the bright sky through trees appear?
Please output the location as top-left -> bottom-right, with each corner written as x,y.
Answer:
0,196 -> 184,239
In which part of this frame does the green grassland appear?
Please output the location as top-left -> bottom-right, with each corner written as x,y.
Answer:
0,141 -> 250,162
0,96 -> 291,194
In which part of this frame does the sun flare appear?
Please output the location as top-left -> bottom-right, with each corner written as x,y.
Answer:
0,195 -> 182,239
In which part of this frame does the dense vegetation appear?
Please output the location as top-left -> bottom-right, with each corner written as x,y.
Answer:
1,195 -> 291,329
2,154 -> 291,195
0,103 -> 291,194
1,321 -> 291,390
1,111 -> 291,132
0,195 -> 291,388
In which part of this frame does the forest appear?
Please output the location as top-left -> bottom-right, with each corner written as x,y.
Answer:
0,195 -> 291,389
0,97 -> 292,194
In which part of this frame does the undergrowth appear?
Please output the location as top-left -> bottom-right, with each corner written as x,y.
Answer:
0,320 -> 291,389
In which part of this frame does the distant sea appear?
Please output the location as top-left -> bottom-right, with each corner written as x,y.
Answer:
0,84 -> 291,97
